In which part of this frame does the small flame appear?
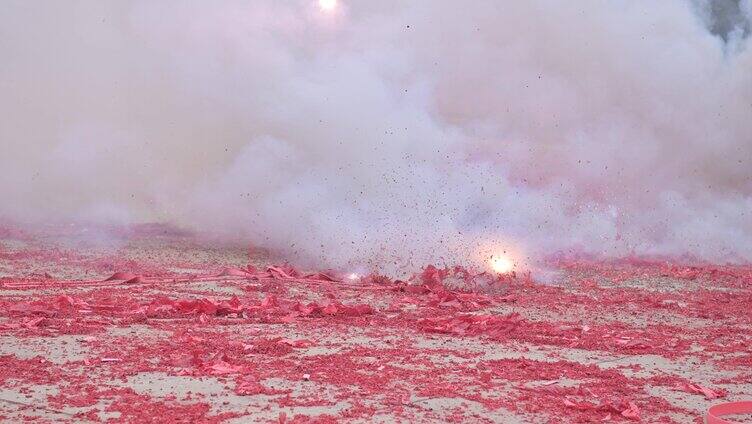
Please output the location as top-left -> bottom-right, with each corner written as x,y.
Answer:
318,0 -> 337,12
345,272 -> 359,281
489,255 -> 514,274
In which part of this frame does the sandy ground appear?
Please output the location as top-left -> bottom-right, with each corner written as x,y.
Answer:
0,227 -> 750,423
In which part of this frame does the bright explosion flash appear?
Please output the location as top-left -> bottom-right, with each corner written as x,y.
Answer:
318,0 -> 337,12
489,255 -> 514,274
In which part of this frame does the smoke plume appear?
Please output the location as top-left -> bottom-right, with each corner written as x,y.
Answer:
1,0 -> 751,273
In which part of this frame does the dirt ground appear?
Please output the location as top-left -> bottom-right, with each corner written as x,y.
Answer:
0,226 -> 750,423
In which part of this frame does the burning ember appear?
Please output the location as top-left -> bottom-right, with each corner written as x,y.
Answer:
318,0 -> 337,12
489,254 -> 514,274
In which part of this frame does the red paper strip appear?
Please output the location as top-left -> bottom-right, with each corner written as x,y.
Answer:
706,401 -> 752,424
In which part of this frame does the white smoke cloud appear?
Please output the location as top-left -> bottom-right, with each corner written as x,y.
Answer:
1,0 -> 750,272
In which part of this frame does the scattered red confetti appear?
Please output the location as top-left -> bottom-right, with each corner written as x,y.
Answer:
0,234 -> 750,422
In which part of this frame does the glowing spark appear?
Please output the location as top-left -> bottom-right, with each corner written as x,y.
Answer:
318,0 -> 337,12
489,255 -> 514,274
346,272 -> 359,281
